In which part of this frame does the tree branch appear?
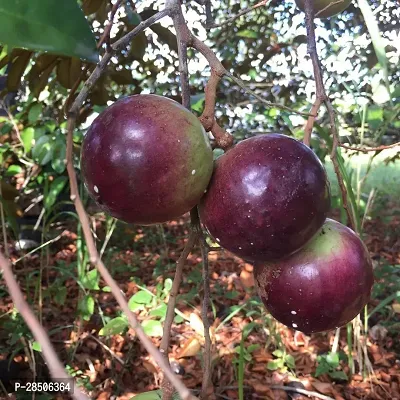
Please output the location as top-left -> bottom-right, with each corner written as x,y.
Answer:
0,253 -> 89,400
339,142 -> 400,153
97,0 -> 124,49
207,0 -> 268,29
65,8 -> 198,400
303,0 -> 355,230
270,385 -> 335,400
160,230 -> 198,400
197,217 -> 212,399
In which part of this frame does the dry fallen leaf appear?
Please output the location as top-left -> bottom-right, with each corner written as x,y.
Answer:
189,313 -> 205,336
311,381 -> 334,395
176,337 -> 201,359
392,303 -> 400,313
240,269 -> 255,288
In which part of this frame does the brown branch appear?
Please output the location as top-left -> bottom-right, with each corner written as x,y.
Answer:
269,385 -> 334,400
69,9 -> 171,115
339,142 -> 400,153
303,0 -> 355,230
65,7 -> 197,400
198,70 -> 234,150
97,0 -> 124,49
207,0 -> 268,29
0,253 -> 89,400
160,230 -> 198,400
303,98 -> 322,147
197,217 -> 212,399
66,119 -> 197,400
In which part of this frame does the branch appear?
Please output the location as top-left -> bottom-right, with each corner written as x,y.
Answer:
68,9 -> 171,116
65,8 -> 197,400
196,216 -> 212,399
66,118 -> 197,400
207,0 -> 268,29
303,0 -> 355,230
303,98 -> 322,147
0,253 -> 89,400
269,385 -> 335,400
339,142 -> 400,153
97,0 -> 124,49
160,229 -> 198,400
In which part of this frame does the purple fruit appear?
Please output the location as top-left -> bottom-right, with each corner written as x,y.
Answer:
81,94 -> 213,225
199,134 -> 330,261
254,219 -> 374,334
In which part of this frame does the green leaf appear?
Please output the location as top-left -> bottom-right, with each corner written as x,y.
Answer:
128,301 -> 144,312
51,139 -> 66,174
130,290 -> 152,305
272,349 -> 283,357
5,165 -> 22,176
130,390 -> 162,400
149,303 -> 167,319
21,127 -> 34,153
81,269 -> 100,290
326,352 -> 340,367
190,94 -> 205,113
99,317 -> 128,336
32,135 -> 53,165
236,30 -> 258,39
285,354 -> 296,369
329,370 -> 348,381
163,278 -> 173,292
267,359 -> 283,370
54,287 -> 67,305
44,176 -> 68,210
28,103 -> 42,124
78,295 -> 95,321
142,320 -> 163,337
0,0 -> 98,62
32,341 -> 42,352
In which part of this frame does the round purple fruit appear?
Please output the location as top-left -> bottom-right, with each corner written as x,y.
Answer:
254,219 -> 374,334
199,134 -> 330,262
81,94 -> 213,225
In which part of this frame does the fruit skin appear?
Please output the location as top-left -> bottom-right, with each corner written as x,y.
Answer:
81,94 -> 213,225
254,219 -> 374,334
295,0 -> 351,18
199,134 -> 330,262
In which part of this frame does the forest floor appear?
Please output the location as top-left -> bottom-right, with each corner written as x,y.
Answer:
1,198 -> 400,400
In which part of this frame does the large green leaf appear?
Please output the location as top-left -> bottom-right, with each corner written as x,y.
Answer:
0,0 -> 98,62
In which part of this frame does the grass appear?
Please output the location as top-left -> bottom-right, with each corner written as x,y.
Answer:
325,148 -> 400,199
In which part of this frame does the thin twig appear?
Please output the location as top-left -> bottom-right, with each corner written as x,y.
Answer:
69,9 -> 171,115
87,334 -> 125,365
303,0 -> 355,230
159,233 -> 197,353
65,7 -> 197,400
0,252 -> 89,400
269,385 -> 335,400
207,0 -> 268,28
0,183 -> 9,258
303,98 -> 323,146
97,0 -> 124,49
160,229 -> 198,400
198,220 -> 212,399
339,142 -> 400,153
66,120 -> 197,400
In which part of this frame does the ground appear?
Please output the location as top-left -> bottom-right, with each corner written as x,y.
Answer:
1,194 -> 400,400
